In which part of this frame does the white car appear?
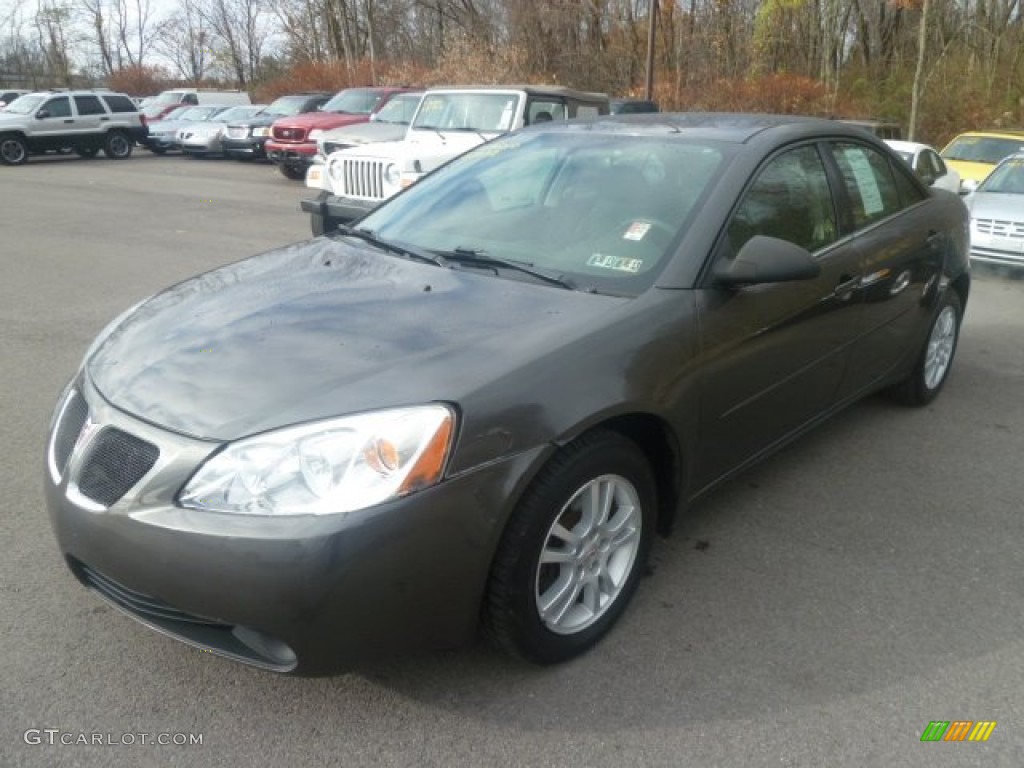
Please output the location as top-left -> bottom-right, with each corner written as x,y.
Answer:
886,140 -> 961,194
963,152 -> 1024,269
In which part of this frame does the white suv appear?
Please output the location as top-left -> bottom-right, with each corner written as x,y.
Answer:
0,90 -> 147,165
301,85 -> 609,234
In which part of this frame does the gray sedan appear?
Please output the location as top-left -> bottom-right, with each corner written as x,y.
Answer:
179,105 -> 267,157
46,114 -> 970,675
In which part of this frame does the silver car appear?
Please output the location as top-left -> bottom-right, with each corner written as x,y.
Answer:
965,153 -> 1024,269
180,105 -> 266,157
142,106 -> 232,154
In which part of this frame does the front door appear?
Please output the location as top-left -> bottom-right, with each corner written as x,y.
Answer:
693,143 -> 865,489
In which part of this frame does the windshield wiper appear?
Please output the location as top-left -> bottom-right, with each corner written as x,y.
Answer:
437,247 -> 579,290
339,226 -> 445,267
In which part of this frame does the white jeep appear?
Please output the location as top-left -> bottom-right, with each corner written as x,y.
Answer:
301,85 -> 609,235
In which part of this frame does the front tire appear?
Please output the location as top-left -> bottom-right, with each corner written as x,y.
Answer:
889,290 -> 962,406
485,431 -> 656,664
104,131 -> 133,159
280,163 -> 306,180
0,134 -> 28,165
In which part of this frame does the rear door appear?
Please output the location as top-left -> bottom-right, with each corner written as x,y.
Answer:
825,140 -> 945,398
72,94 -> 107,142
694,143 -> 865,486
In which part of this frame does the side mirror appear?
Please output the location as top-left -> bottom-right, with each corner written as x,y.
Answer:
36,110 -> 50,119
713,235 -> 821,286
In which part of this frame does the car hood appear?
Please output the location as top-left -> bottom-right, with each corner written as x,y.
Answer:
966,190 -> 1024,220
321,122 -> 407,143
274,112 -> 370,131
87,238 -> 623,442
945,159 -> 996,184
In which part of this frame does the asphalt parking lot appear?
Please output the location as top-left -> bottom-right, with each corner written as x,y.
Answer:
2,152 -> 1024,767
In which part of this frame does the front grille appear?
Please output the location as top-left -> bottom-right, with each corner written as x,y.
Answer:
340,157 -> 386,200
77,561 -> 226,627
225,126 -> 248,140
272,126 -> 306,142
974,218 -> 1024,238
77,428 -> 159,507
52,391 -> 89,480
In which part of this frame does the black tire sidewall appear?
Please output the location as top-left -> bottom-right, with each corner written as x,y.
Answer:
0,135 -> 28,165
488,432 -> 656,664
913,290 -> 962,404
104,131 -> 132,159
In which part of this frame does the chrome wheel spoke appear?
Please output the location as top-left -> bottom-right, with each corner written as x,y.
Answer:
535,473 -> 643,635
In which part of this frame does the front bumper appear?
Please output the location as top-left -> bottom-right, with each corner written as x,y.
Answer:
300,190 -> 379,226
969,229 -> 1024,268
266,141 -> 316,167
222,136 -> 268,158
141,134 -> 179,152
45,375 -> 546,675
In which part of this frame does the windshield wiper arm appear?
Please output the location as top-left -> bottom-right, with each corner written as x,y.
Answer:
339,226 -> 445,267
438,247 -> 578,290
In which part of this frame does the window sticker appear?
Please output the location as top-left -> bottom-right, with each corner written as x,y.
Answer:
623,221 -> 651,241
587,254 -> 644,273
843,147 -> 884,216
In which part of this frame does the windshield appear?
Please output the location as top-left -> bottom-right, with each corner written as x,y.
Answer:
942,136 -> 1024,164
215,105 -> 263,123
978,157 -> 1024,194
265,95 -> 312,117
412,92 -> 521,133
2,94 -> 45,115
358,131 -> 728,296
373,93 -> 421,124
322,89 -> 381,114
179,106 -> 224,121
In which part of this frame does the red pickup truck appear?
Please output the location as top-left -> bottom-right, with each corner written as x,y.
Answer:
265,86 -> 419,180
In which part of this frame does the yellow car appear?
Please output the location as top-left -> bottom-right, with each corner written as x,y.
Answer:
940,130 -> 1024,192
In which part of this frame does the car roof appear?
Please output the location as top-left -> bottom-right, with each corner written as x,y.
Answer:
424,84 -> 609,102
552,112 -> 877,144
949,130 -> 1024,140
886,140 -> 932,153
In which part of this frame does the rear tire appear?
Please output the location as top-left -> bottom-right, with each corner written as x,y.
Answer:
0,134 -> 28,165
889,290 -> 962,406
485,431 -> 656,664
104,131 -> 133,159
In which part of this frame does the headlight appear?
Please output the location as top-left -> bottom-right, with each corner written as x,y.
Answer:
384,163 -> 401,187
309,129 -> 324,140
179,405 -> 455,516
253,127 -> 270,137
328,159 -> 344,182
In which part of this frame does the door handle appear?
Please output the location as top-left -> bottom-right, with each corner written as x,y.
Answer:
99,116 -> 109,122
834,275 -> 860,297
63,119 -> 74,123
926,230 -> 944,250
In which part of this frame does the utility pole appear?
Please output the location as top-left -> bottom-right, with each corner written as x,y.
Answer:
645,0 -> 658,100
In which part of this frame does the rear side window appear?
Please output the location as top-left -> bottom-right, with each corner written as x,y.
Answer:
74,95 -> 106,115
101,94 -> 137,113
829,142 -> 904,228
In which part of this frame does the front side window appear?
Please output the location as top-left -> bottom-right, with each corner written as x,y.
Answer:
527,99 -> 566,125
727,145 -> 838,254
978,157 -> 1024,193
42,97 -> 71,118
829,142 -> 904,228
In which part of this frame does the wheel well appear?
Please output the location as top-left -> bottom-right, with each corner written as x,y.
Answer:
583,414 -> 682,536
950,271 -> 970,313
